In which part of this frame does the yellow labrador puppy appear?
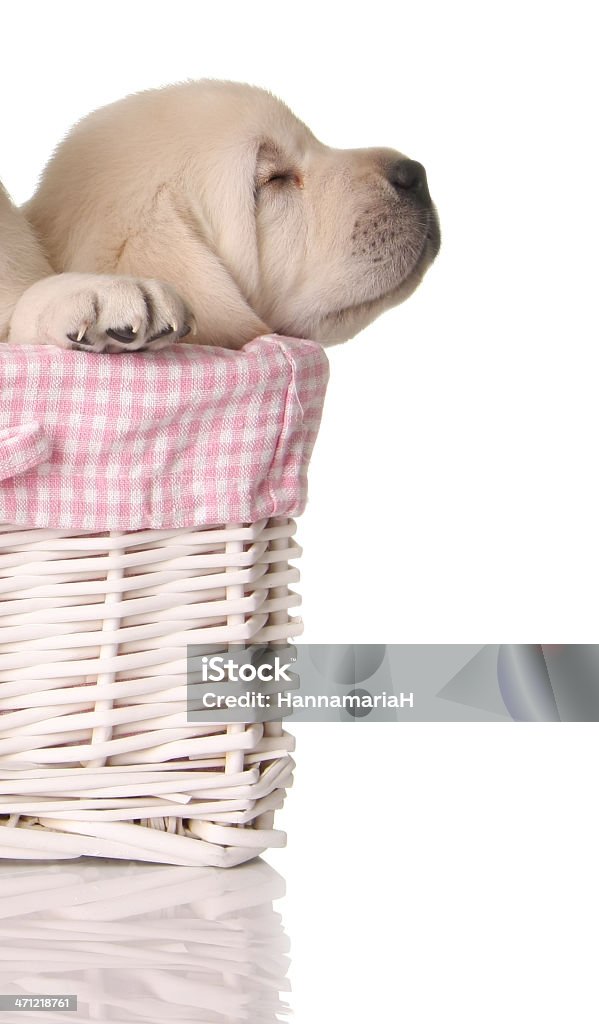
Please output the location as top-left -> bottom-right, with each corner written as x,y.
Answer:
2,80 -> 440,352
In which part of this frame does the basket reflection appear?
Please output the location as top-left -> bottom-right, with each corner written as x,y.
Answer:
0,857 -> 290,1021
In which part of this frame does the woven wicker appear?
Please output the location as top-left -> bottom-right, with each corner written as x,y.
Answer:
0,516 -> 300,866
0,856 -> 289,1021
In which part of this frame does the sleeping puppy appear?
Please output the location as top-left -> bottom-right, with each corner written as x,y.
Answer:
2,80 -> 440,352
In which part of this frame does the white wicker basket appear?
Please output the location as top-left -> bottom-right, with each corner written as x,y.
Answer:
0,336 -> 328,866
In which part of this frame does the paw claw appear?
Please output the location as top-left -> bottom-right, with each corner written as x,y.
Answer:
106,326 -> 138,343
67,328 -> 92,347
147,325 -> 175,344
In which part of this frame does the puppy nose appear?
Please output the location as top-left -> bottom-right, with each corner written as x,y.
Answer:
388,158 -> 430,202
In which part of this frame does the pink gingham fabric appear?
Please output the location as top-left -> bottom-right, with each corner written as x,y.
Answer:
0,335 -> 329,530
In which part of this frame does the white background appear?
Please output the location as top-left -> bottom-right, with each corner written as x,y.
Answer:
2,2 -> 599,1020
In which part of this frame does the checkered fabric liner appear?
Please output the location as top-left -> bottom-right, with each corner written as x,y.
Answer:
0,334 -> 329,530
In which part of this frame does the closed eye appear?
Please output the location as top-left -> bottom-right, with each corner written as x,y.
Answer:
259,171 -> 304,192
254,141 -> 304,193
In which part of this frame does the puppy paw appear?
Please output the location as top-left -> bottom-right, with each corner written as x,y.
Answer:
9,273 -> 195,352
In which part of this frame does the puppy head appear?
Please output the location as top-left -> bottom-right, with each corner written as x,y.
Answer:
27,79 -> 440,349
182,81 -> 441,346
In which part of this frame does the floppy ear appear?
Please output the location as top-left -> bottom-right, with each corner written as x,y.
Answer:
114,181 -> 270,349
